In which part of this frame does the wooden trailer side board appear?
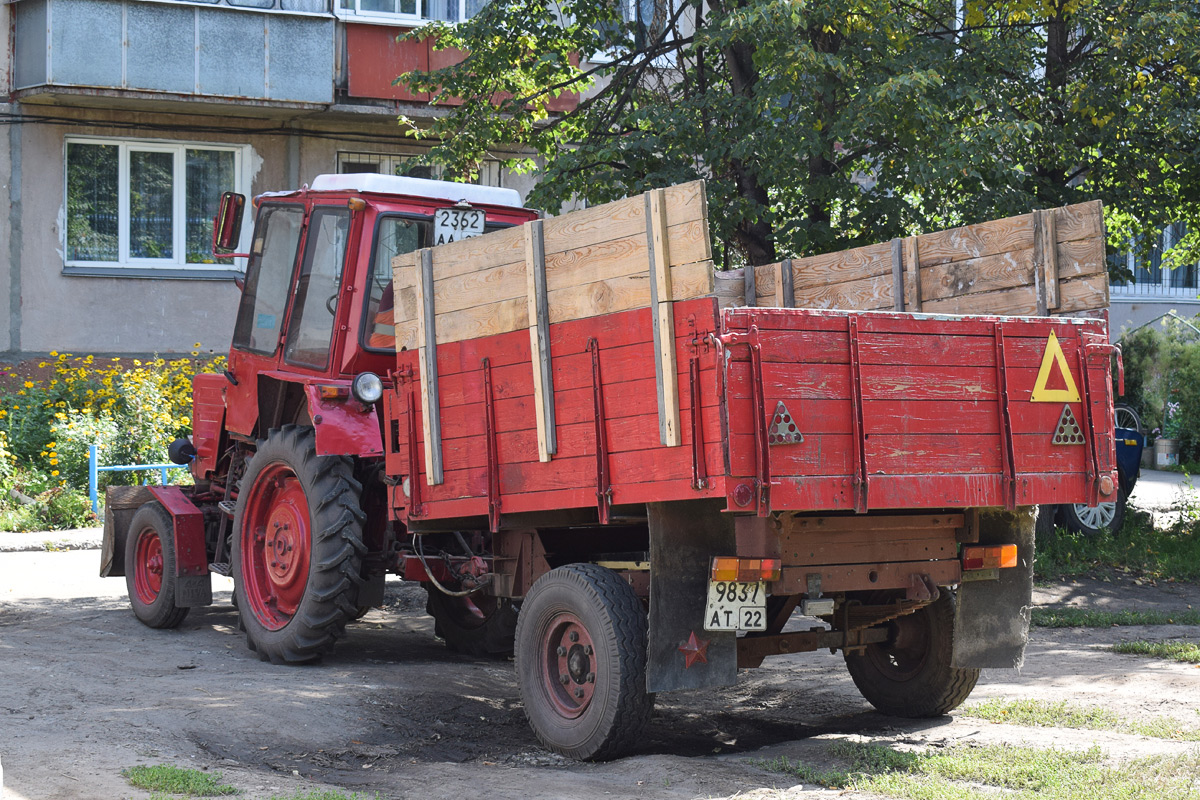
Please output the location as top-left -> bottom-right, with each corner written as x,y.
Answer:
712,201 -> 1108,319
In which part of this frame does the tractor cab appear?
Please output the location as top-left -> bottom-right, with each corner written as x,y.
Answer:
210,174 -> 536,447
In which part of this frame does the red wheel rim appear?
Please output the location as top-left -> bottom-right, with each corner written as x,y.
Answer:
539,612 -> 597,718
240,463 -> 312,631
132,527 -> 165,605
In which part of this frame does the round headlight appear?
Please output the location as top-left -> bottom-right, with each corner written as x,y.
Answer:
351,371 -> 384,404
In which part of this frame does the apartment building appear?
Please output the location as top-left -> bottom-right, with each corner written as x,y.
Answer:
2,0 -> 568,356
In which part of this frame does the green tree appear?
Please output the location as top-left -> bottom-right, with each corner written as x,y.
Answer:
401,0 -> 1200,272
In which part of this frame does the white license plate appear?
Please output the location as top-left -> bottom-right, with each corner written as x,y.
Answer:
703,581 -> 767,632
433,207 -> 486,245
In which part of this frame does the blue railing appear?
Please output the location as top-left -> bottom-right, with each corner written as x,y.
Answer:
88,444 -> 187,514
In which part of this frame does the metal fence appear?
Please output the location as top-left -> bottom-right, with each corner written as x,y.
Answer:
88,444 -> 187,515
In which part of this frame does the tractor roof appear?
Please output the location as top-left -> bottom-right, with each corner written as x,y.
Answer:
272,173 -> 525,209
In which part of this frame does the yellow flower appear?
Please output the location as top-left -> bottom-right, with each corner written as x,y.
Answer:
49,351 -> 58,357
50,470 -> 59,477
38,362 -> 47,368
49,458 -> 58,466
23,381 -> 33,389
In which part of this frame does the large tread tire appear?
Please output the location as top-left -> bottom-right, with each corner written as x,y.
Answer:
515,563 -> 654,761
426,587 -> 518,658
125,501 -> 190,629
232,425 -> 366,664
844,592 -> 979,718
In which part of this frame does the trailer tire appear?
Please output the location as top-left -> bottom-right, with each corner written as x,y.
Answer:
515,563 -> 653,761
426,588 -> 518,657
125,501 -> 190,629
232,425 -> 366,664
844,592 -> 979,718
1063,485 -> 1127,537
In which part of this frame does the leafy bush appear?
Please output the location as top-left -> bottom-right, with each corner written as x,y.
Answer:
0,350 -> 223,530
1118,313 -> 1200,462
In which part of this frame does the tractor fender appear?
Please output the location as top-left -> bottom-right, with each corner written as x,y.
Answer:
146,486 -> 213,607
303,384 -> 384,458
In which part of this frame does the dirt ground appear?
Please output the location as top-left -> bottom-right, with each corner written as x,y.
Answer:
2,549 -> 1199,800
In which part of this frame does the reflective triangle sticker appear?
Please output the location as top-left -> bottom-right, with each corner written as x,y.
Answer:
1052,404 -> 1085,446
1031,331 -> 1081,403
768,401 -> 804,445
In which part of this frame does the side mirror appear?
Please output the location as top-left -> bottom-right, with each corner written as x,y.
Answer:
213,192 -> 246,257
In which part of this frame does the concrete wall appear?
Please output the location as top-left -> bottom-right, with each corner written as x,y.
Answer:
1110,297 -> 1200,340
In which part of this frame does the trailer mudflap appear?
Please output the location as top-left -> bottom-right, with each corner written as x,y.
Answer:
147,486 -> 213,608
647,500 -> 737,692
100,486 -> 156,577
952,507 -> 1036,669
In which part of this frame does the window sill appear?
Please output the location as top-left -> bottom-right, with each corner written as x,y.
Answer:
63,266 -> 245,281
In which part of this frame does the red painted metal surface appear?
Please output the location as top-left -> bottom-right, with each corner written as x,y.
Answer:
191,372 -> 227,479
386,300 -> 1115,525
303,384 -> 384,457
346,24 -> 578,111
131,528 -> 165,604
147,486 -> 208,578
237,463 -> 312,630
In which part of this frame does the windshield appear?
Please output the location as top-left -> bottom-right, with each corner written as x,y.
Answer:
231,204 -> 304,355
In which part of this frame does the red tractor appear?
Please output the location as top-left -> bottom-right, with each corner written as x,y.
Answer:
102,174 -> 1118,761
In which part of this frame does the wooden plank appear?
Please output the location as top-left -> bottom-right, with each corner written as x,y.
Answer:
1033,210 -> 1049,315
525,220 -> 556,461
1054,200 -> 1104,243
904,235 -> 922,312
416,248 -> 443,485
891,238 -> 904,311
647,188 -> 681,447
1042,209 -> 1060,310
919,248 -> 1035,303
914,211 -> 1035,267
790,273 -> 896,311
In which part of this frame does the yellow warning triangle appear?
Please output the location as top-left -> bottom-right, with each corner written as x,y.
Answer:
1031,331 -> 1081,403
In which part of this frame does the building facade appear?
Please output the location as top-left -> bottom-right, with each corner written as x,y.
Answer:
1109,223 -> 1200,339
2,0 -> 556,357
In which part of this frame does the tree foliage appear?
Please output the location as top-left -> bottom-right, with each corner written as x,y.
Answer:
401,0 -> 1200,271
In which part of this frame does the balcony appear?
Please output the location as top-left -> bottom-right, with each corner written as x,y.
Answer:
13,0 -> 336,108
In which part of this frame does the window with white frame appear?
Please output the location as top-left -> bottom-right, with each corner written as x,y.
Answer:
336,151 -> 503,187
65,138 -> 246,271
338,0 -> 487,23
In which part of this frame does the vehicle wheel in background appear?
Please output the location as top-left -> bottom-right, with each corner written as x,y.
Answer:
1063,485 -> 1128,536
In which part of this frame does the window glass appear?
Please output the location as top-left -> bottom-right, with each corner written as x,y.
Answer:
66,142 -> 119,262
186,149 -> 236,264
232,204 -> 305,355
364,217 -> 424,351
129,150 -> 175,260
285,209 -> 351,369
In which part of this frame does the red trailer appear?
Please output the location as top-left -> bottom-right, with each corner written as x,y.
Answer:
102,175 -> 1119,761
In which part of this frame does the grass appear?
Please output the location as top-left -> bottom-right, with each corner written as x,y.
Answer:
1032,607 -> 1200,627
962,698 -> 1200,741
1113,640 -> 1200,664
123,765 -> 238,797
1034,517 -> 1200,581
759,741 -> 1200,800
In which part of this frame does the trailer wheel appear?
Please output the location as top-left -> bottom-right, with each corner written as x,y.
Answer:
426,587 -> 518,657
124,501 -> 190,629
844,592 -> 979,717
232,425 -> 366,664
515,564 -> 653,761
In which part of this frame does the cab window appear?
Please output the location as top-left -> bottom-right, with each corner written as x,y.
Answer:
231,204 -> 304,355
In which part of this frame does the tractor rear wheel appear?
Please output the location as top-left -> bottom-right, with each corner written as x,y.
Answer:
125,501 -> 189,629
426,587 -> 518,657
844,592 -> 979,717
232,425 -> 366,664
515,564 -> 653,761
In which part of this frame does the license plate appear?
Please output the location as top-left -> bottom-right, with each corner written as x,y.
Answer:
703,581 -> 767,632
433,207 -> 485,245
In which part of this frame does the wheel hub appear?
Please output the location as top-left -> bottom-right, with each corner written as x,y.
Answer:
543,614 -> 596,717
241,464 -> 312,630
133,529 -> 165,604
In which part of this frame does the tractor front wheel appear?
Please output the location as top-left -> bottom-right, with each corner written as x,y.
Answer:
125,501 -> 189,629
515,564 -> 653,761
232,425 -> 366,664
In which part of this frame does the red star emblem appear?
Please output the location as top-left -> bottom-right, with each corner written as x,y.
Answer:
678,631 -> 710,669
